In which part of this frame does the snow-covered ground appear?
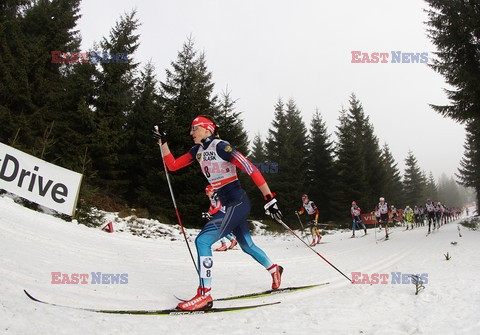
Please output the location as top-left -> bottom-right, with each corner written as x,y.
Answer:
1,194 -> 479,335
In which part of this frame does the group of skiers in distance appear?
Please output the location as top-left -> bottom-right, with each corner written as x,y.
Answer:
297,194 -> 464,241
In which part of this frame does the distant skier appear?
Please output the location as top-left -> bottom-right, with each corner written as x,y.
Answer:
434,201 -> 444,229
351,201 -> 367,237
390,205 -> 398,227
414,205 -> 421,227
153,115 -> 283,311
404,205 -> 414,230
202,185 -> 237,251
419,206 -> 426,226
376,197 -> 389,239
426,199 -> 436,233
296,194 -> 322,246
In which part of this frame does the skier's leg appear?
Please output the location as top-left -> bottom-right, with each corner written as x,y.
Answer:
228,197 -> 282,289
310,225 -> 317,246
195,217 -> 226,289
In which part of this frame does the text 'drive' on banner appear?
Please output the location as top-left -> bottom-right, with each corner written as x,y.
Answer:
0,143 -> 82,216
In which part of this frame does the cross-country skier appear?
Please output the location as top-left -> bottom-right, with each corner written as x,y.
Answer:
202,185 -> 237,251
404,205 -> 414,230
420,206 -> 426,226
376,197 -> 389,239
296,194 -> 322,246
426,199 -> 436,233
153,115 -> 283,311
351,201 -> 367,237
414,205 -> 421,227
435,201 -> 443,229
390,204 -> 398,227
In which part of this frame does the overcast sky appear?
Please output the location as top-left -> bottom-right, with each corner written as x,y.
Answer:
77,0 -> 466,180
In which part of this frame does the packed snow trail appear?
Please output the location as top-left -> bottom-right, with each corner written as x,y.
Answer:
1,195 -> 479,334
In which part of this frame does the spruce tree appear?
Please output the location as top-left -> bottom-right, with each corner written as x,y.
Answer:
306,109 -> 338,222
403,151 -> 427,206
381,143 -> 404,207
437,174 -> 463,208
335,104 -> 369,216
123,62 -> 166,215
425,0 -> 480,212
161,38 -> 217,152
265,99 -> 287,166
45,51 -> 98,172
425,0 -> 480,122
0,0 -> 83,158
333,94 -> 387,216
347,94 -> 385,209
457,121 -> 480,210
424,171 -> 438,203
90,10 -> 140,200
216,88 -> 249,154
245,133 -> 267,218
266,98 -> 308,223
0,1 -> 29,145
250,133 -> 267,164
24,0 -> 84,159
159,37 -> 218,227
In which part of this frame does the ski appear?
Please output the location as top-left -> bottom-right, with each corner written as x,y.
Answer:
176,282 -> 329,302
376,229 -> 394,242
24,289 -> 279,316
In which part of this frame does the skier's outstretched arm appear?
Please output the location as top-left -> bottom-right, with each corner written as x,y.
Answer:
153,126 -> 195,171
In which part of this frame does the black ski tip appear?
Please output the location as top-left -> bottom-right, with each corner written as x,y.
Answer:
24,289 -> 43,303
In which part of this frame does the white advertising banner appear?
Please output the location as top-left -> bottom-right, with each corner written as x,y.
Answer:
0,143 -> 82,216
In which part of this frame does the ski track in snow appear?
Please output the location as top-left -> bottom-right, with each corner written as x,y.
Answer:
1,195 -> 479,334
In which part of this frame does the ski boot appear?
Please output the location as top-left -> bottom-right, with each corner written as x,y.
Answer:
268,264 -> 283,290
215,243 -> 227,251
177,287 -> 213,311
228,239 -> 237,249
309,239 -> 317,247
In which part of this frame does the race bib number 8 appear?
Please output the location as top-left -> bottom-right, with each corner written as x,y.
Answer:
199,256 -> 213,279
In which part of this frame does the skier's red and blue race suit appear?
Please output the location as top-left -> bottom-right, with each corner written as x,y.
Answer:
164,135 -> 275,288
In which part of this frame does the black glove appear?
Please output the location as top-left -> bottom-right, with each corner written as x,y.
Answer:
264,193 -> 282,221
152,125 -> 166,143
202,212 -> 212,221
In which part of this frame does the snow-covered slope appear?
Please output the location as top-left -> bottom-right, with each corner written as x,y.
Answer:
1,194 -> 479,334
